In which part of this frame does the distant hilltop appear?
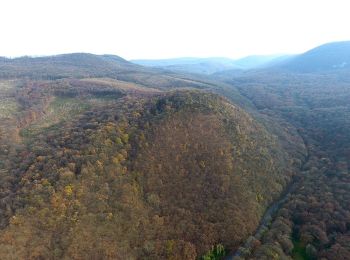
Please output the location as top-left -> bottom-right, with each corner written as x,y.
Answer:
278,41 -> 350,72
132,41 -> 350,74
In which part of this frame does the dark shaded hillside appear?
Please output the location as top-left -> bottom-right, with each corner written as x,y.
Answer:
214,67 -> 350,259
279,41 -> 350,72
0,86 -> 299,259
215,70 -> 350,162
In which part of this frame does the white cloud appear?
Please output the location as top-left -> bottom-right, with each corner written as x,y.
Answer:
0,0 -> 349,59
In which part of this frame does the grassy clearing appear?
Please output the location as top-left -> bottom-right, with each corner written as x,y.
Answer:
21,97 -> 90,138
81,78 -> 161,94
0,81 -> 20,119
20,95 -> 119,139
0,80 -> 16,92
0,98 -> 19,118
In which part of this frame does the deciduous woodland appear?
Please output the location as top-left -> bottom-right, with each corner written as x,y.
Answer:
0,42 -> 350,260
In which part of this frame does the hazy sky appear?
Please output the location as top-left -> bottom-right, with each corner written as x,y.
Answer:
1,0 -> 349,59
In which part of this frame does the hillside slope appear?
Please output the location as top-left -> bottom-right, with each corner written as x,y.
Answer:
213,64 -> 350,259
0,85 -> 299,259
280,41 -> 350,72
0,53 -> 308,259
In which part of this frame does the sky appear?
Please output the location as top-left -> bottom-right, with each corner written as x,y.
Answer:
0,0 -> 349,59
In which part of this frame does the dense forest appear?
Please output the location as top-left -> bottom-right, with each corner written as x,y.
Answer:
214,62 -> 350,259
0,42 -> 350,259
0,75 -> 297,259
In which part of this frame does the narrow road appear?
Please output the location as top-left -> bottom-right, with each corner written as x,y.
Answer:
225,130 -> 309,259
224,178 -> 300,259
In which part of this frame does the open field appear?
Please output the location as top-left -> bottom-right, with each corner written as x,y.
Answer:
0,81 -> 20,119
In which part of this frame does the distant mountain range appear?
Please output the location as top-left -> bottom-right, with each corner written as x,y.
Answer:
131,55 -> 293,74
2,40 -> 349,77
132,41 -> 350,75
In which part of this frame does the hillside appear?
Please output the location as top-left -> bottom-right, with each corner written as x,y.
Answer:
0,53 -> 230,92
0,53 -> 308,260
213,63 -> 350,259
279,41 -> 350,72
0,76 -> 300,259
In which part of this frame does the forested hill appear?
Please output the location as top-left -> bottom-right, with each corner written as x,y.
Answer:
1,42 -> 349,259
0,53 -> 144,79
278,41 -> 350,72
212,49 -> 350,259
0,54 -> 304,259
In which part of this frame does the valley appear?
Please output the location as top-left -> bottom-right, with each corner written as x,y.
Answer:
0,41 -> 349,259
